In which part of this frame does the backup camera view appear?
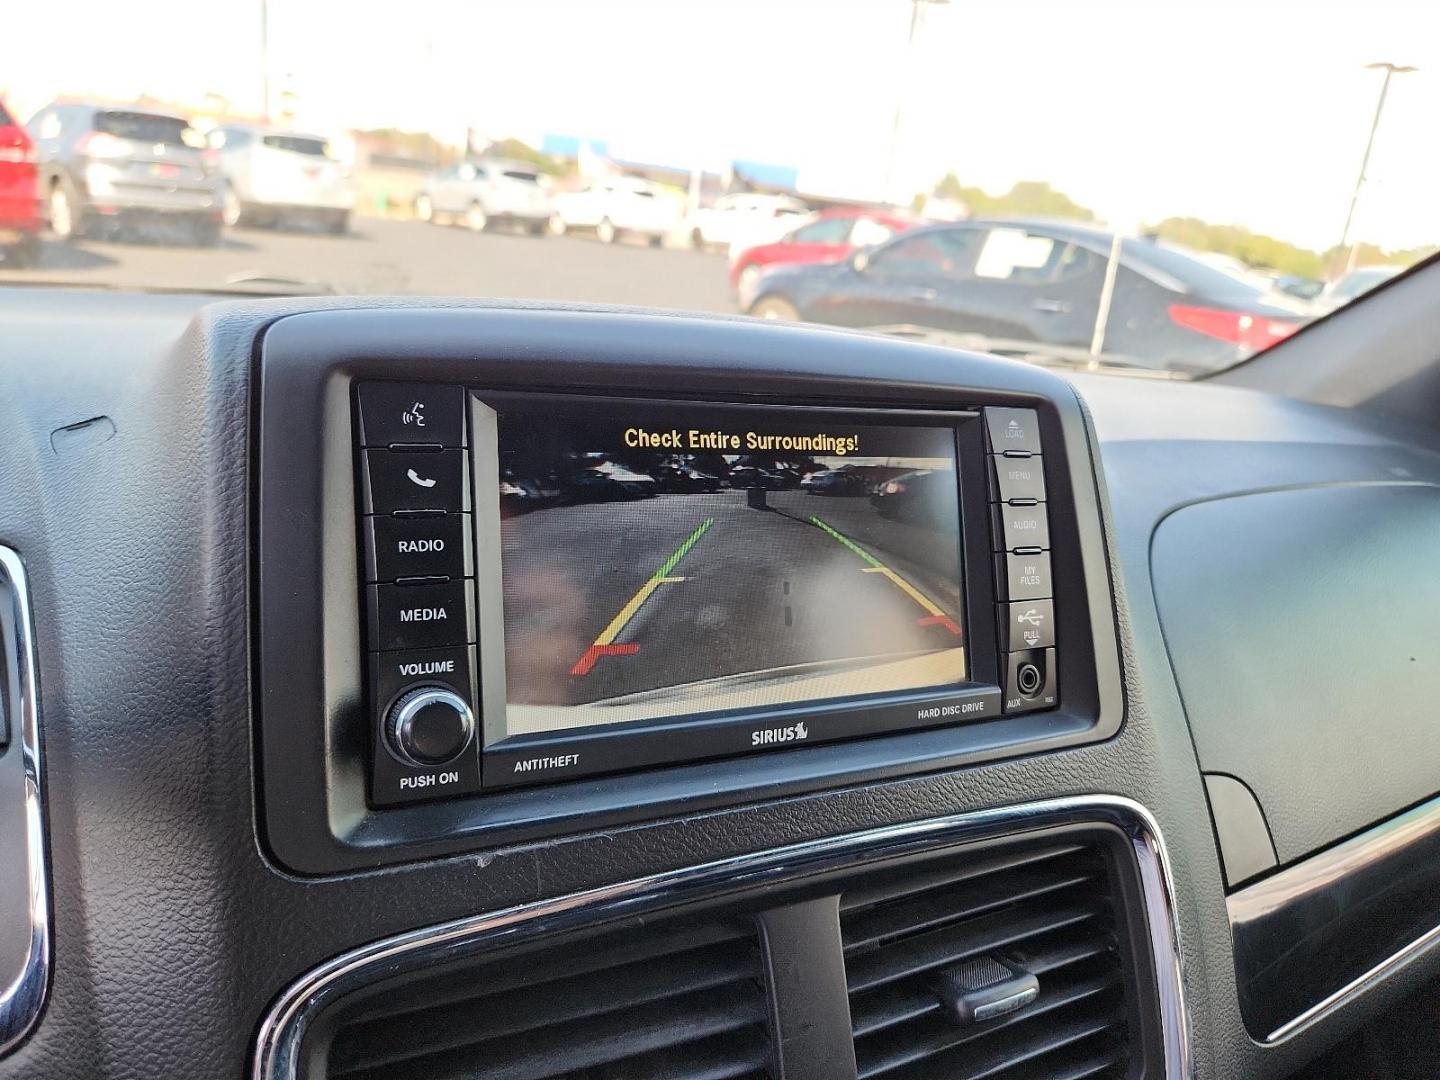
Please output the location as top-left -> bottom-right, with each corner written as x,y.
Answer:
496,415 -> 965,734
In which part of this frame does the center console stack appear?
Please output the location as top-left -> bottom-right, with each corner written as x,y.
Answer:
254,308 -> 1121,874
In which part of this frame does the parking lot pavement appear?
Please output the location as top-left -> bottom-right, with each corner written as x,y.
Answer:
499,490 -> 965,708
0,216 -> 736,312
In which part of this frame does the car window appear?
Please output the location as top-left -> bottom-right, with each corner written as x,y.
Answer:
213,127 -> 253,150
870,229 -> 979,277
848,217 -> 896,248
261,134 -> 330,157
459,163 -> 478,180
0,102 -> 12,126
502,170 -> 540,184
32,111 -> 62,140
791,218 -> 853,244
94,111 -> 192,146
973,229 -> 1062,281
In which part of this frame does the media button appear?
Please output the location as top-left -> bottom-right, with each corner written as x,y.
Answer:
356,382 -> 465,447
365,512 -> 471,582
367,579 -> 475,651
362,448 -> 468,514
984,408 -> 1042,455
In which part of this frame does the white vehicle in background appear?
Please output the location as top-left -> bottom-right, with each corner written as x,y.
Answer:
1315,264 -> 1404,313
414,159 -> 553,234
211,126 -> 354,233
686,192 -> 808,252
549,176 -> 682,245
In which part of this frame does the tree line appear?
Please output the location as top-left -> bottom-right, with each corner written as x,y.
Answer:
926,173 -> 1435,281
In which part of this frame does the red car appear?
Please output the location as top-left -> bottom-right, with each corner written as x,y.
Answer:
0,97 -> 41,267
729,206 -> 919,301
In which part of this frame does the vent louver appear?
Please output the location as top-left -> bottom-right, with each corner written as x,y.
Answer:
841,843 -> 1130,1080
322,919 -> 774,1080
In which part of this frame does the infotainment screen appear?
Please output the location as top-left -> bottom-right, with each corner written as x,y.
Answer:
488,402 -> 966,739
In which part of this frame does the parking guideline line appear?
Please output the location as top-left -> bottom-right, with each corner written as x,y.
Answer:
809,515 -> 885,569
571,517 -> 715,675
809,515 -> 960,634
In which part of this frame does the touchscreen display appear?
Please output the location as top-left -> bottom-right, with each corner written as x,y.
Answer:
494,407 -> 966,736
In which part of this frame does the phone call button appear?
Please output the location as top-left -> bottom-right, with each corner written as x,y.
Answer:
363,449 -> 468,513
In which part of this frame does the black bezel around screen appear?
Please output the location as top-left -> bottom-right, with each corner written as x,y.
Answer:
468,392 -> 1003,788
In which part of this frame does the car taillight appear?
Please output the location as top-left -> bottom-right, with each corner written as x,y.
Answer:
78,132 -> 135,159
1168,303 -> 1300,352
201,148 -> 220,173
0,145 -> 36,164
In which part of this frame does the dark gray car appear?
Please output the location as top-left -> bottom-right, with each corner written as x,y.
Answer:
26,103 -> 224,245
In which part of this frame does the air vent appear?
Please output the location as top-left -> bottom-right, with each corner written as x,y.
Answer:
320,918 -> 774,1080
841,842 -> 1130,1080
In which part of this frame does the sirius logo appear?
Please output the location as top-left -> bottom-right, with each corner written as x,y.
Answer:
751,721 -> 809,747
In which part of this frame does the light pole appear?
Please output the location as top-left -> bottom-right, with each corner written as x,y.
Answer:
882,0 -> 948,207
1335,61 -> 1416,277
259,0 -> 271,121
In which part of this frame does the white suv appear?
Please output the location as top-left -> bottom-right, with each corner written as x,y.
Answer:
414,160 -> 553,234
549,176 -> 682,245
686,193 -> 807,252
212,126 -> 354,233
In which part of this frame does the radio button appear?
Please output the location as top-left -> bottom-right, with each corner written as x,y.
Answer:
1000,599 -> 1055,651
367,579 -> 474,651
356,382 -> 465,448
997,552 -> 1053,602
989,454 -> 1046,503
984,408 -> 1042,455
365,513 -> 471,582
363,448 -> 468,514
992,503 -> 1050,552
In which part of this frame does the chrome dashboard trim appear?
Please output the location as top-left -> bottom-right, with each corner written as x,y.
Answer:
1263,923 -> 1440,1045
1228,791 -> 1440,1044
0,547 -> 50,1058
252,795 -> 1189,1078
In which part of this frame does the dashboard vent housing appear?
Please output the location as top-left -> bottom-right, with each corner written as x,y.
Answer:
841,842 -> 1131,1079
320,918 -> 773,1080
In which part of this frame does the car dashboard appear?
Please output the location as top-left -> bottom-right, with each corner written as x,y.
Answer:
2,288 -> 1439,1079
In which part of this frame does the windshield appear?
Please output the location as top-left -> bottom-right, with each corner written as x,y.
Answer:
94,111 -> 193,146
2,1 -> 1436,376
261,134 -> 330,157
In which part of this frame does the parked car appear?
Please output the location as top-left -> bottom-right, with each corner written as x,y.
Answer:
730,207 -> 919,304
651,462 -> 723,493
1315,265 -> 1404,313
800,465 -> 871,496
745,219 -> 1313,373
870,469 -> 952,527
0,98 -> 42,267
550,176 -> 681,245
26,102 -> 223,244
414,159 -> 552,234
211,126 -> 353,233
686,192 -> 807,252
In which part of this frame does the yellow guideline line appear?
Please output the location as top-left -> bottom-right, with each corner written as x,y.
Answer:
862,566 -> 946,618
595,576 -> 686,645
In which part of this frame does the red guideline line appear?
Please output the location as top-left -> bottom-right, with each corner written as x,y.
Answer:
918,614 -> 962,636
570,643 -> 641,677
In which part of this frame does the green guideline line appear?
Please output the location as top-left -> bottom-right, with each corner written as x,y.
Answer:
657,517 -> 715,578
809,515 -> 884,569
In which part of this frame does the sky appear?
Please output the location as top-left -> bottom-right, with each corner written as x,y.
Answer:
5,0 -> 1439,252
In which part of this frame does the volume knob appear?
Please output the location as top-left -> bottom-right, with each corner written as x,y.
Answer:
387,687 -> 475,767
